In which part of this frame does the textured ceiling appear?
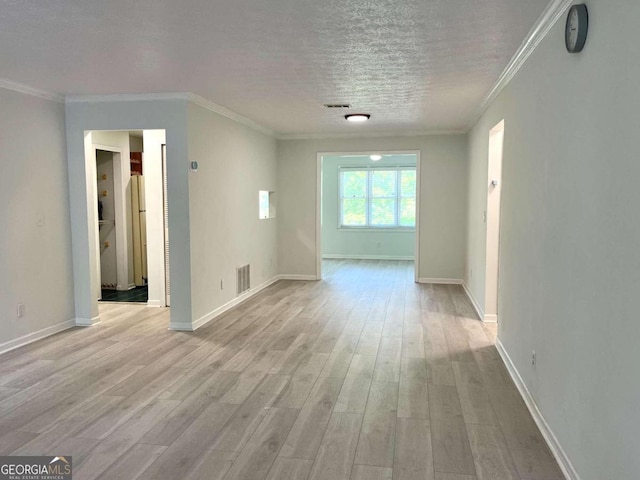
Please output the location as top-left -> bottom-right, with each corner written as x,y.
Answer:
0,0 -> 551,135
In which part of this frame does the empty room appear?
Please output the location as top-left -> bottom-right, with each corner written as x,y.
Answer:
0,1 -> 637,479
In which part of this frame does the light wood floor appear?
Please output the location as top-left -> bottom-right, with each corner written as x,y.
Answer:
0,260 -> 563,480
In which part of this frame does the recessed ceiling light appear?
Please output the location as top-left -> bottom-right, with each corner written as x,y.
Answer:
370,154 -> 382,161
345,113 -> 371,122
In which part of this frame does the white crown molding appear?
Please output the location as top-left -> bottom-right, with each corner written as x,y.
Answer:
467,0 -> 573,130
277,129 -> 467,141
0,78 -> 64,103
65,92 -> 191,103
65,91 -> 277,138
187,93 -> 276,137
496,338 -> 581,480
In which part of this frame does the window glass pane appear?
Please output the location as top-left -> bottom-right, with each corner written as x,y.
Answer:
400,170 -> 416,198
340,167 -> 415,228
342,198 -> 366,226
371,170 -> 397,197
400,198 -> 416,227
342,171 -> 367,197
259,191 -> 269,219
371,198 -> 396,226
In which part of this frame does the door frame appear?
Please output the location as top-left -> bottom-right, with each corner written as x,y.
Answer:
162,143 -> 170,307
484,120 -> 505,322
93,144 -> 128,297
90,133 -> 169,308
316,150 -> 422,281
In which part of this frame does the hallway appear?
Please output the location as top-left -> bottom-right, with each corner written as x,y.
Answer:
0,260 -> 562,479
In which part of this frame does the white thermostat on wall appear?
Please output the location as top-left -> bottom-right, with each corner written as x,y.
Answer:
190,161 -> 199,171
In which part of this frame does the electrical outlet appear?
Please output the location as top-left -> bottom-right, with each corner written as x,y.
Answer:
470,268 -> 473,279
17,303 -> 25,318
220,280 -> 224,290
531,349 -> 536,368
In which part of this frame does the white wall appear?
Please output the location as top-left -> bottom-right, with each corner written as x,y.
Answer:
322,154 -> 415,259
65,98 -> 191,327
187,102 -> 278,325
466,1 -> 640,478
0,88 -> 75,350
277,135 -> 467,280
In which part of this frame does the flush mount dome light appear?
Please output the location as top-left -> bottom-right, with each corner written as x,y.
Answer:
345,113 -> 371,122
370,154 -> 382,161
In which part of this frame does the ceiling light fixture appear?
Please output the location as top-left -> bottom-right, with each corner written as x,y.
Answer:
344,113 -> 371,122
370,154 -> 382,161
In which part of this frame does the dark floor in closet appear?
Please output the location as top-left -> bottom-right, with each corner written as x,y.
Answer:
100,285 -> 148,303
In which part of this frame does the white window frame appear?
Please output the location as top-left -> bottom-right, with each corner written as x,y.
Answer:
339,166 -> 416,229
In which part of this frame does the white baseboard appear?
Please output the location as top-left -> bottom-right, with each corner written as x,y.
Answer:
417,277 -> 463,285
276,274 -> 318,281
0,318 -> 76,356
322,254 -> 415,261
496,338 -> 579,480
75,316 -> 101,327
483,313 -> 498,323
147,300 -> 163,308
189,276 -> 281,331
168,322 -> 194,332
462,282 -> 484,321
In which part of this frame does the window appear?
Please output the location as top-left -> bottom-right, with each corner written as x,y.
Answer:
258,190 -> 276,219
340,167 -> 416,228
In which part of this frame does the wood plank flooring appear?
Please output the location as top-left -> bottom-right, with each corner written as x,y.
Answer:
0,260 -> 564,480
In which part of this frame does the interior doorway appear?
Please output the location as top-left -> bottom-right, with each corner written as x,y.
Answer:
484,120 -> 504,322
88,130 -> 169,307
95,148 -> 135,300
316,151 -> 420,281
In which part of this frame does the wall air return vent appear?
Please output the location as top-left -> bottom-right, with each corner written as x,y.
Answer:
324,104 -> 351,109
236,264 -> 250,295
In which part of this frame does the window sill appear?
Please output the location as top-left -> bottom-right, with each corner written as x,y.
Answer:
337,227 -> 416,233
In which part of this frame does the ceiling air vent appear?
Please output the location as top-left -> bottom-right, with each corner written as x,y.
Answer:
324,104 -> 351,109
